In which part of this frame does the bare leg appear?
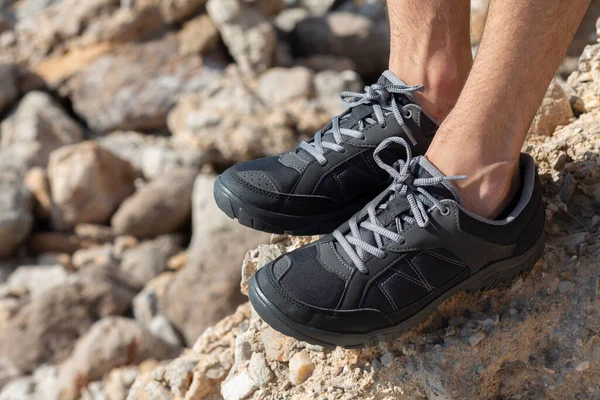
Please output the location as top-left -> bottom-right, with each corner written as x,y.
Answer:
425,0 -> 591,218
387,0 -> 472,122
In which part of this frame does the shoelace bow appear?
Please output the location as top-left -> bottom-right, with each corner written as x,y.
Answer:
332,137 -> 467,274
299,82 -> 424,165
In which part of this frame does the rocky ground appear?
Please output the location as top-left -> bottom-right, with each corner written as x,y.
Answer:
0,0 -> 597,399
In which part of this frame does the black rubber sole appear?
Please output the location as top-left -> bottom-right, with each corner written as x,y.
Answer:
249,232 -> 546,349
213,176 -> 375,235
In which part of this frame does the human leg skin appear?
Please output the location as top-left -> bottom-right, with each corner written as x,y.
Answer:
425,0 -> 591,219
387,0 -> 473,122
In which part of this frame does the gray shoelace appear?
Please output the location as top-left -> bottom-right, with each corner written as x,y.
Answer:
332,137 -> 467,274
299,82 -> 424,166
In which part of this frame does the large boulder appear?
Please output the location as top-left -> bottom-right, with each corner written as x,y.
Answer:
0,91 -> 85,170
48,142 -> 137,231
0,263 -> 139,374
161,175 -> 270,344
111,168 -> 197,238
206,0 -> 277,76
290,12 -> 389,79
65,35 -> 225,133
57,317 -> 179,400
167,66 -> 300,166
0,180 -> 33,258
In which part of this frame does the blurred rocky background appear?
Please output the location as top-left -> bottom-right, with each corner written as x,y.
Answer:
0,0 -> 598,399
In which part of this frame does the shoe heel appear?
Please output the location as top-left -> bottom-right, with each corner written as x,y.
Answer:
467,233 -> 545,293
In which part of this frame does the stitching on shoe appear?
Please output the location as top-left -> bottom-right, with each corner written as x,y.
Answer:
310,147 -> 373,193
376,281 -> 398,312
383,269 -> 431,291
231,172 -> 280,199
407,255 -> 435,292
279,153 -> 307,173
423,249 -> 467,267
238,171 -> 279,192
332,170 -> 350,198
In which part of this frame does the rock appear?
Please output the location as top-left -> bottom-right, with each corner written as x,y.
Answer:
178,14 -> 220,56
111,168 -> 196,237
222,372 -> 257,400
71,244 -> 114,269
274,7 -> 310,33
0,91 -> 85,170
0,263 -> 139,374
249,353 -> 273,387
206,0 -> 277,76
128,304 -> 251,400
120,234 -> 183,286
300,0 -> 336,15
132,272 -> 174,330
65,35 -> 225,133
97,131 -> 202,180
7,264 -> 68,299
103,366 -> 139,400
48,142 -> 137,231
288,351 -> 314,385
28,232 -> 94,255
0,64 -> 17,113
290,12 -> 389,79
167,67 -> 299,166
258,67 -> 314,105
529,80 -> 574,136
162,175 -> 270,344
148,315 -> 182,347
314,69 -> 364,114
23,167 -> 52,220
57,317 -> 178,400
74,224 -> 115,243
465,331 -> 486,347
0,180 -> 33,258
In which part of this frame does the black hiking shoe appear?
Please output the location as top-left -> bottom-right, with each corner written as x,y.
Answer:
248,137 -> 546,348
214,71 -> 438,235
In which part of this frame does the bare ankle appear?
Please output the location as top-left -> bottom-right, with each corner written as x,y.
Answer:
390,55 -> 472,122
426,152 -> 521,219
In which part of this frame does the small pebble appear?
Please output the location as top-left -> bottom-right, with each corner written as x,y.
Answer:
289,351 -> 315,385
576,361 -> 590,372
466,332 -> 486,347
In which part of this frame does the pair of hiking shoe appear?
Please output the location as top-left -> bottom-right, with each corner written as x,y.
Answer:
214,70 -> 546,348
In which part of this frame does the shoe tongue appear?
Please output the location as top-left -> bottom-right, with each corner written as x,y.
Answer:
298,71 -> 416,157
335,156 -> 461,261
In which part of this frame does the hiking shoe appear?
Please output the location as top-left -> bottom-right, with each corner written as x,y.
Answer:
248,137 -> 546,348
214,70 -> 438,235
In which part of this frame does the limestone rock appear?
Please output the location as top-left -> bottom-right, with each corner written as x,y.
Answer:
7,264 -> 68,299
0,91 -> 85,170
167,67 -> 299,166
111,168 -> 197,238
48,142 -> 137,231
529,79 -> 574,136
470,0 -> 490,45
57,317 -> 179,400
0,263 -> 139,374
206,0 -> 277,76
23,167 -> 52,220
289,351 -> 314,385
258,67 -> 315,105
0,180 -> 33,258
120,235 -> 183,286
314,69 -> 364,114
178,14 -> 220,56
97,131 -> 202,181
162,175 -> 270,344
290,12 -> 389,78
65,35 -> 225,133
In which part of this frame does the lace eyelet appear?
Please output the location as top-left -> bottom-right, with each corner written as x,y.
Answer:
380,123 -> 387,129
360,135 -> 367,141
398,239 -> 407,245
403,110 -> 413,119
440,207 -> 451,216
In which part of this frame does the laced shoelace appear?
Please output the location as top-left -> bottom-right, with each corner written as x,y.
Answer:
332,137 -> 467,274
299,82 -> 424,166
